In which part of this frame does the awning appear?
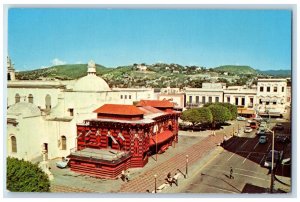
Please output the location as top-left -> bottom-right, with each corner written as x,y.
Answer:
237,109 -> 255,115
150,131 -> 174,146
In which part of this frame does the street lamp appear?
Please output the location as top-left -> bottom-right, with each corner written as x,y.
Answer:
154,174 -> 157,193
185,155 -> 189,178
265,127 -> 275,193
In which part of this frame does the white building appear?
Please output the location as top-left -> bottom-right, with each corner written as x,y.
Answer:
224,86 -> 257,108
256,78 -> 287,116
7,60 -> 154,162
184,83 -> 225,108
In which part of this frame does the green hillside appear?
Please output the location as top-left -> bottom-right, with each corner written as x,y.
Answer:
16,64 -> 110,80
214,65 -> 257,75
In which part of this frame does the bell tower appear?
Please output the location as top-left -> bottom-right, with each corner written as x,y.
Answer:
7,56 -> 16,81
87,60 -> 96,75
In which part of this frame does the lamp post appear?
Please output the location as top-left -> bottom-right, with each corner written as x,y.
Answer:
154,174 -> 157,193
265,127 -> 275,193
185,155 -> 189,178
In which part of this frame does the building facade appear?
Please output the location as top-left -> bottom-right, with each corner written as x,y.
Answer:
69,102 -> 180,179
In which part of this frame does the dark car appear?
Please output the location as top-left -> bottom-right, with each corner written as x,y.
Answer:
274,123 -> 284,130
275,135 -> 289,143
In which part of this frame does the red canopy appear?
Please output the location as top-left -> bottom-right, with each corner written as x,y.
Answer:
149,130 -> 174,146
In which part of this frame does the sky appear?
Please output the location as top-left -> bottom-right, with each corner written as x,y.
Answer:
7,9 -> 292,71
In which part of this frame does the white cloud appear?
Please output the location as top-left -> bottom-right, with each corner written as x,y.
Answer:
75,61 -> 82,64
51,58 -> 67,66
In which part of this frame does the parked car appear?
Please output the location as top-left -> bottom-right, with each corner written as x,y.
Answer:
275,135 -> 289,143
56,158 -> 70,168
244,126 -> 253,133
254,116 -> 263,121
250,122 -> 258,129
264,150 -> 283,168
274,123 -> 284,130
237,116 -> 246,121
259,136 -> 267,144
257,128 -> 266,136
259,121 -> 267,128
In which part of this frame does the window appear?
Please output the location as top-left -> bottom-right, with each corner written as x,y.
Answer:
202,96 -> 205,104
235,98 -> 239,105
259,99 -> 262,104
267,87 -> 270,92
273,101 -> 277,105
227,97 -> 230,103
120,95 -> 123,99
196,96 -> 199,104
189,96 -> 192,103
241,98 -> 245,106
266,102 -> 270,105
61,136 -> 67,150
260,87 -> 264,92
209,97 -> 212,103
15,94 -> 20,103
215,97 -> 219,103
11,136 -> 17,153
282,87 -> 285,92
68,108 -> 74,116
28,94 -> 33,103
129,95 -> 132,99
45,94 -> 51,110
274,87 -> 277,92
125,95 -> 127,99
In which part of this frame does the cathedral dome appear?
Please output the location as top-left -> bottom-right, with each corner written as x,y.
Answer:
7,102 -> 41,117
73,60 -> 111,92
73,74 -> 111,92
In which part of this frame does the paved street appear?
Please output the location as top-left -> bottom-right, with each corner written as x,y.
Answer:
167,119 -> 291,194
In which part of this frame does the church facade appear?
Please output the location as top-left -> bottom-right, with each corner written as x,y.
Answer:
7,59 -> 155,162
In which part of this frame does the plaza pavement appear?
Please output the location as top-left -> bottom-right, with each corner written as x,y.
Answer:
50,121 -> 240,193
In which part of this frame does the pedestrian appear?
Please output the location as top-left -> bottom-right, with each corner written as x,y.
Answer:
166,172 -> 173,186
121,170 -> 126,182
172,172 -> 179,186
125,170 -> 130,182
229,167 -> 234,179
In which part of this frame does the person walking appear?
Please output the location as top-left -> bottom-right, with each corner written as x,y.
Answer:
229,167 -> 234,179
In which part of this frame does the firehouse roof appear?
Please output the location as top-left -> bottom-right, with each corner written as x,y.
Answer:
93,104 -> 145,116
136,100 -> 174,108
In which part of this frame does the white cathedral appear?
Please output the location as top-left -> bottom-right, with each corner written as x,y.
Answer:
6,57 -> 154,162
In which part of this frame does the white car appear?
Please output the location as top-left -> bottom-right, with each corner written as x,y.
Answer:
254,116 -> 263,121
264,150 -> 283,168
56,158 -> 70,169
244,127 -> 253,133
260,121 -> 267,128
237,116 -> 246,121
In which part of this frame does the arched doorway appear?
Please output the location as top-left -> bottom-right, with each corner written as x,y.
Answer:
28,94 -> 33,104
45,94 -> 51,110
11,136 -> 17,153
15,93 -> 20,103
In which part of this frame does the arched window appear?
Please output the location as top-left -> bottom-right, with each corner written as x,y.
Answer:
45,94 -> 51,110
15,93 -> 20,103
61,136 -> 67,150
28,94 -> 33,104
11,136 -> 17,153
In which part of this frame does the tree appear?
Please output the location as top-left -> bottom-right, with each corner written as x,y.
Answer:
197,107 -> 213,124
208,105 -> 231,127
180,108 -> 202,126
7,157 -> 50,192
204,102 -> 237,120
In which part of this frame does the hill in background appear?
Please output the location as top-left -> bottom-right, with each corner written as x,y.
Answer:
213,65 -> 257,75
